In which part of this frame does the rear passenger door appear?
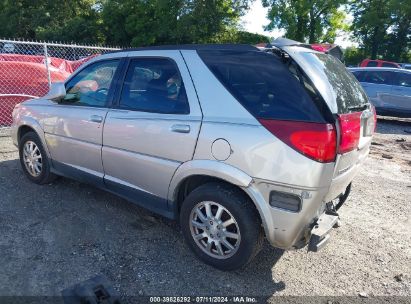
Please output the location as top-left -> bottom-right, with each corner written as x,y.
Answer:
359,70 -> 395,108
102,51 -> 202,214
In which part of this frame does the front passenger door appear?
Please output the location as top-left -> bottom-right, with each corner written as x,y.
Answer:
43,59 -> 120,185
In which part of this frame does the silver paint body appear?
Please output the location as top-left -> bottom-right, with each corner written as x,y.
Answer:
349,67 -> 411,117
12,47 -> 371,249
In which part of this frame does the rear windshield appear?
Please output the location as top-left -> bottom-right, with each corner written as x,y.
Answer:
300,52 -> 369,113
198,50 -> 325,122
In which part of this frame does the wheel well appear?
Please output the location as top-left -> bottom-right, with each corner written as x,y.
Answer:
18,125 -> 35,144
175,175 -> 259,218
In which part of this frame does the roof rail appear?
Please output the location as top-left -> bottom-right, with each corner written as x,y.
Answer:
108,44 -> 259,53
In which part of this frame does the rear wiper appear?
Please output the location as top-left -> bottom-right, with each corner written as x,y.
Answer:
348,104 -> 368,111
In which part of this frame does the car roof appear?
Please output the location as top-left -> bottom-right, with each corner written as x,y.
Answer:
108,44 -> 259,54
348,67 -> 411,73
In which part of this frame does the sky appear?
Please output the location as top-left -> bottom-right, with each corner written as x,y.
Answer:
240,1 -> 355,48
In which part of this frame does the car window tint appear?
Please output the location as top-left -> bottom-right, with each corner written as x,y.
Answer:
120,58 -> 189,114
64,60 -> 119,107
198,50 -> 325,122
362,71 -> 395,85
397,73 -> 411,87
366,61 -> 378,67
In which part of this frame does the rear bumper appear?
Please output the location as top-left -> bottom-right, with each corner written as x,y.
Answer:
244,180 -> 330,249
244,146 -> 369,250
308,212 -> 339,252
324,143 -> 370,202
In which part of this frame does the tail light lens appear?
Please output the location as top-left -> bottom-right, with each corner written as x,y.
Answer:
337,112 -> 362,154
259,119 -> 337,163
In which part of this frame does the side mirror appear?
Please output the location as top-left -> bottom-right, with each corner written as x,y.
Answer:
44,82 -> 66,102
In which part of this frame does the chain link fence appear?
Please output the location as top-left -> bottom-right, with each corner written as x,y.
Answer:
0,39 -> 119,136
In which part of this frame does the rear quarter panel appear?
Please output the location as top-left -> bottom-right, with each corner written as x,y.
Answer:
182,50 -> 335,190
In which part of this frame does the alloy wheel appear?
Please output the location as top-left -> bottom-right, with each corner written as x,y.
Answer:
22,141 -> 42,177
189,201 -> 241,259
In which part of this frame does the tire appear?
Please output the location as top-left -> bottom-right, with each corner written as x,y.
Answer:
180,182 -> 264,270
19,131 -> 57,184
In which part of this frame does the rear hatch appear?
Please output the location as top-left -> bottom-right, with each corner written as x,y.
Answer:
283,46 -> 376,197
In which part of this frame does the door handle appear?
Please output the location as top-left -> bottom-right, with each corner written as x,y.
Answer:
89,115 -> 103,123
170,124 -> 190,133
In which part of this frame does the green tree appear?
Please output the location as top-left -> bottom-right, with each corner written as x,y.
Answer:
0,0 -> 104,44
350,0 -> 411,62
234,31 -> 270,44
262,0 -> 348,43
383,0 -> 411,62
343,46 -> 364,66
101,0 -> 251,47
350,0 -> 392,60
212,28 -> 270,43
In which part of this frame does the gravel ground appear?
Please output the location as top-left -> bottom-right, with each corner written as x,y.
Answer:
0,118 -> 410,302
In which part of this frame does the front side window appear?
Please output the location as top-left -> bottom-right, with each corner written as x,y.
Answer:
119,58 -> 189,114
64,60 -> 119,107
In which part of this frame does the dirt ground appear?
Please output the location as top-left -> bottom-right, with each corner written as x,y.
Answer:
0,118 -> 410,302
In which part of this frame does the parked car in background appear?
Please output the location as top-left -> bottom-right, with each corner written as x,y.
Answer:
400,63 -> 411,70
0,54 -> 97,126
0,61 -> 67,126
360,59 -> 400,68
349,67 -> 411,118
12,42 -> 375,270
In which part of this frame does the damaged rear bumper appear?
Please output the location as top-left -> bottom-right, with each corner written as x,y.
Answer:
308,212 -> 339,252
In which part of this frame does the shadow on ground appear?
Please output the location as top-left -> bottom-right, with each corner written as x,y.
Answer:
0,158 -> 285,297
376,117 -> 411,135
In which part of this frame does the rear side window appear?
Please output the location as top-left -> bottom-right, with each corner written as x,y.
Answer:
198,50 -> 325,122
119,58 -> 189,114
362,71 -> 395,85
366,61 -> 378,67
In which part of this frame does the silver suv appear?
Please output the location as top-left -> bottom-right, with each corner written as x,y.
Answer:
349,67 -> 411,118
11,41 -> 375,270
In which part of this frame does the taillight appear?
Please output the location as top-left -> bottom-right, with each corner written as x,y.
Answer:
337,112 -> 362,154
259,119 -> 337,163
